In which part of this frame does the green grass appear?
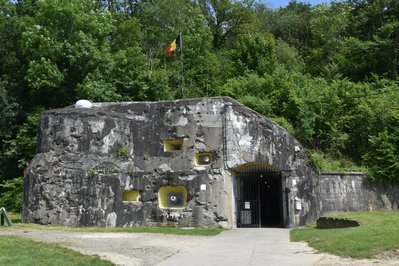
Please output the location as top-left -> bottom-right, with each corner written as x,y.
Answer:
8,212 -> 21,223
0,236 -> 113,266
6,213 -> 223,236
14,224 -> 223,236
79,226 -> 224,236
0,213 -> 222,266
290,211 -> 399,259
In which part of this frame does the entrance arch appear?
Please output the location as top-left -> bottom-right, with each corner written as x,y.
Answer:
234,163 -> 287,228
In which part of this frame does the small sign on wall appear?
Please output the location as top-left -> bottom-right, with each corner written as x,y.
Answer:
295,199 -> 302,210
245,202 -> 250,209
200,184 -> 206,191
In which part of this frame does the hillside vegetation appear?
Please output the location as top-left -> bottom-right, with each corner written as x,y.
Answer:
0,0 -> 398,211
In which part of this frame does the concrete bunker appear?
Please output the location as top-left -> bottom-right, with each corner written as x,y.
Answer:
23,97 -> 322,228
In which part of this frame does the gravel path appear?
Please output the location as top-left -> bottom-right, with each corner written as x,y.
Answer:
0,228 -> 207,266
1,228 -> 398,266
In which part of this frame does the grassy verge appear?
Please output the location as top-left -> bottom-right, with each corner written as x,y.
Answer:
290,211 -> 399,259
5,213 -> 223,236
8,212 -> 21,223
0,236 -> 113,266
14,224 -> 223,236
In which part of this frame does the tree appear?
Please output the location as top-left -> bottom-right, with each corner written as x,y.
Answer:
0,176 -> 23,212
0,82 -> 19,183
199,0 -> 257,49
306,2 -> 350,76
18,0 -> 117,106
3,107 -> 44,176
229,33 -> 276,76
257,1 -> 312,53
360,80 -> 399,181
135,0 -> 221,98
334,0 -> 399,81
0,81 -> 19,143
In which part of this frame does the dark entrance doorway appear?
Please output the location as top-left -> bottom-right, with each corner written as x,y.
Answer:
235,163 -> 283,228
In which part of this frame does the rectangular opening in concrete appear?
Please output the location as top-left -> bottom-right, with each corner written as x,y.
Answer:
164,139 -> 184,152
122,189 -> 141,202
236,173 -> 283,228
158,186 -> 187,209
194,153 -> 213,166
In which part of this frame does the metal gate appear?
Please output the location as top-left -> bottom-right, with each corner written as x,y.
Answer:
236,175 -> 261,227
236,200 -> 260,227
235,163 -> 284,228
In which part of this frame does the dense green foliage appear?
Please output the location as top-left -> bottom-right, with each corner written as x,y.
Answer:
0,0 -> 398,211
0,177 -> 23,211
0,236 -> 114,266
291,211 -> 399,259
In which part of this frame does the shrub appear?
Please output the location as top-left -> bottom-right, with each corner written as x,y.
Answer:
0,177 -> 23,212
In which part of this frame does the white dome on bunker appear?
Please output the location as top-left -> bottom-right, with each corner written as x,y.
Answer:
75,99 -> 93,108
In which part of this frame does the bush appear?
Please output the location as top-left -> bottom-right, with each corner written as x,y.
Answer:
307,150 -> 367,173
0,177 -> 23,212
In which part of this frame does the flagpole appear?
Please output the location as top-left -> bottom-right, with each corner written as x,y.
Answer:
179,32 -> 185,99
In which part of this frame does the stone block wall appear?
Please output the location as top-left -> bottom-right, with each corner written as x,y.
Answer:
319,172 -> 399,214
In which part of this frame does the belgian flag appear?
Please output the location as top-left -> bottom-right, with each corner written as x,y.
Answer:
166,33 -> 181,57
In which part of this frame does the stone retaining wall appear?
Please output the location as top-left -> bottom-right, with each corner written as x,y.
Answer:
319,172 -> 399,214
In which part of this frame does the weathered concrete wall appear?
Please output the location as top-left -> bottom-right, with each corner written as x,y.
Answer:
319,172 -> 399,214
23,97 -> 320,228
223,102 -> 320,226
25,98 -> 230,227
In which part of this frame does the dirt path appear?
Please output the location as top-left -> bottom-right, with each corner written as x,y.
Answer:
0,228 -> 207,266
1,228 -> 398,266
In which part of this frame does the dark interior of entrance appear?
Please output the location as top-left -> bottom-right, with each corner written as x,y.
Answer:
236,166 -> 283,228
